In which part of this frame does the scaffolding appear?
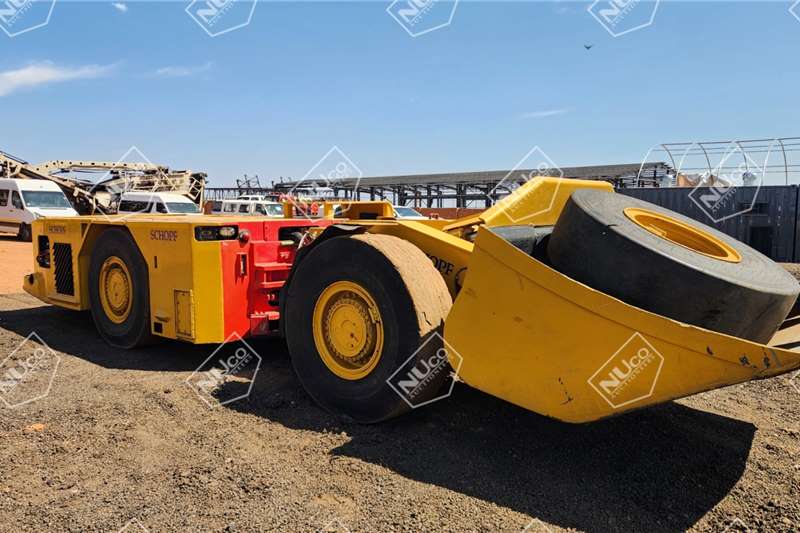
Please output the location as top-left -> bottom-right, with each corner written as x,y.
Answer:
650,137 -> 800,186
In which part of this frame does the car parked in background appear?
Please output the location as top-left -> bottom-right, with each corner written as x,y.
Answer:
213,199 -> 285,217
392,205 -> 428,220
0,178 -> 78,241
117,192 -> 202,215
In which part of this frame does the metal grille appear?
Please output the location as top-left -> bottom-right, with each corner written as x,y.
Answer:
53,243 -> 74,296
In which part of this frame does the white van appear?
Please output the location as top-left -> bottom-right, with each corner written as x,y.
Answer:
117,192 -> 201,215
213,199 -> 284,217
0,178 -> 78,241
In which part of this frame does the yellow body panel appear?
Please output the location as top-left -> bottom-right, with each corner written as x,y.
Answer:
360,220 -> 473,296
443,177 -> 613,234
24,215 -> 229,344
322,201 -> 395,219
443,226 -> 800,423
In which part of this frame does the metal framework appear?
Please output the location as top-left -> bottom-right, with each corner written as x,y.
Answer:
208,162 -> 671,207
0,151 -> 207,214
653,137 -> 800,186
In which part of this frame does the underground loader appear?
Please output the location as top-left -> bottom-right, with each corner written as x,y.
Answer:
22,178 -> 800,423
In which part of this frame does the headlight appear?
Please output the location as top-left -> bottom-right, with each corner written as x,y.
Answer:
194,225 -> 239,241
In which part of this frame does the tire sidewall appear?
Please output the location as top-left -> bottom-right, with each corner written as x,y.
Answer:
285,236 -> 443,423
88,228 -> 152,348
548,190 -> 799,343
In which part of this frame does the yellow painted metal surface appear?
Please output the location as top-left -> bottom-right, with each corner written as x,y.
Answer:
24,219 -> 85,310
312,280 -> 385,380
443,177 -> 613,234
174,290 -> 195,340
444,227 -> 800,423
97,256 -> 133,324
624,207 -> 742,263
362,220 -> 473,297
24,215 -> 229,344
322,201 -> 395,220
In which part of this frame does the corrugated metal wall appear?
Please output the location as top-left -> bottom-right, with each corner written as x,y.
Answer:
619,186 -> 799,263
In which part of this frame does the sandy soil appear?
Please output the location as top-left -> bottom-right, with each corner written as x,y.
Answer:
0,289 -> 798,532
0,237 -> 32,294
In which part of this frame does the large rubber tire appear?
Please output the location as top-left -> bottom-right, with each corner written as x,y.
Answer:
284,234 -> 452,423
88,228 -> 156,349
17,223 -> 31,242
547,190 -> 799,344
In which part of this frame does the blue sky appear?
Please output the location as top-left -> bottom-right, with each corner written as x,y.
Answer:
2,1 -> 800,186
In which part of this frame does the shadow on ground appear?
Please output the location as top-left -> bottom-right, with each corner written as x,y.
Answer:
232,364 -> 754,533
0,302 -> 209,372
0,300 -> 754,533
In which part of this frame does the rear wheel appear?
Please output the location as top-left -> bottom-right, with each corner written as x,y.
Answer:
88,228 -> 156,348
547,189 -> 799,343
285,234 -> 452,423
17,223 -> 31,242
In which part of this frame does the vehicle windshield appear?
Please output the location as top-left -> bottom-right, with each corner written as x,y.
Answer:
21,191 -> 72,209
394,206 -> 423,217
166,202 -> 200,214
254,203 -> 284,216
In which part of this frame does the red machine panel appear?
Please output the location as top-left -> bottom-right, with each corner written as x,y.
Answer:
220,219 -> 334,338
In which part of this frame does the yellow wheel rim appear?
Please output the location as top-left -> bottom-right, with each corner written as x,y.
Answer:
624,207 -> 742,263
312,281 -> 384,380
99,256 -> 133,324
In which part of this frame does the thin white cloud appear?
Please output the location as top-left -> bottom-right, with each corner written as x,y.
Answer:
153,62 -> 212,78
0,63 -> 115,97
519,108 -> 570,120
553,0 -> 577,15
112,2 -> 128,13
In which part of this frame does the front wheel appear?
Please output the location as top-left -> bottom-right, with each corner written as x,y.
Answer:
284,234 -> 453,423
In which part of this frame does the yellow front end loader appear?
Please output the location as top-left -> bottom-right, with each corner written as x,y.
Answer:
23,178 -> 800,424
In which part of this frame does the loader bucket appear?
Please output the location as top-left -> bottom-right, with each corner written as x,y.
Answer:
444,226 -> 800,423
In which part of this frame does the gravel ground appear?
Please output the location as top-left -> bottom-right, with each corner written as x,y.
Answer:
0,291 -> 798,533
